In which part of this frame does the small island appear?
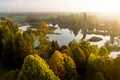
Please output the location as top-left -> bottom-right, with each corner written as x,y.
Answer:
88,36 -> 103,42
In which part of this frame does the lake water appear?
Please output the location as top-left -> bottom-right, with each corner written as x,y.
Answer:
109,51 -> 120,58
20,25 -> 120,58
46,27 -> 120,58
18,25 -> 30,31
46,27 -> 110,47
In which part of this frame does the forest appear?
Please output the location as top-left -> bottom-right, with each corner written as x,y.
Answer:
0,13 -> 120,80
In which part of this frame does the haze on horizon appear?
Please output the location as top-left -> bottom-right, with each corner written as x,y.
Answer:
0,0 -> 120,13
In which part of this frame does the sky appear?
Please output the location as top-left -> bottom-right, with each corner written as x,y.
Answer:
0,0 -> 120,13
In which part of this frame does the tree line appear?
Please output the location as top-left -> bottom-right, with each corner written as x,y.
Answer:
0,17 -> 120,80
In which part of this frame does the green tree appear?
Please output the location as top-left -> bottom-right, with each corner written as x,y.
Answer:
98,46 -> 108,57
51,40 -> 59,51
37,21 -> 50,53
79,40 -> 91,61
90,45 -> 99,56
0,24 -> 12,57
0,19 -> 19,69
49,40 -> 59,55
88,53 -> 98,63
18,54 -> 59,80
26,15 -> 39,27
14,32 -> 36,68
37,32 -> 51,53
0,69 -> 19,80
2,34 -> 15,69
63,53 -> 77,80
114,55 -> 120,80
39,21 -> 48,34
68,39 -> 79,51
72,47 -> 85,76
104,41 -> 112,53
0,24 -> 16,68
87,53 -> 99,78
88,57 -> 114,80
59,45 -> 73,58
92,72 -> 106,80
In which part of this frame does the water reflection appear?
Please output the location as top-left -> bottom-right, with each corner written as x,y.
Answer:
47,27 -> 110,47
85,34 -> 110,47
109,51 -> 120,58
47,28 -> 75,46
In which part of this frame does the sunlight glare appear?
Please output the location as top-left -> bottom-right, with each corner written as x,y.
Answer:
73,0 -> 120,13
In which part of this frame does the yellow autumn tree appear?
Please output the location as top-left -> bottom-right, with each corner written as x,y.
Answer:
48,50 -> 78,80
48,50 -> 66,80
17,54 -> 60,80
